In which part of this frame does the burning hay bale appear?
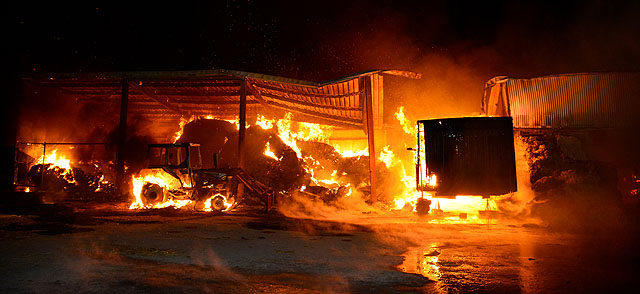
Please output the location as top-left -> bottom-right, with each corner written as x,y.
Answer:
298,141 -> 370,188
175,119 -> 306,196
19,148 -> 115,196
242,126 -> 305,193
129,113 -> 422,213
172,118 -> 376,206
176,119 -> 238,168
27,164 -> 74,192
26,164 -> 114,195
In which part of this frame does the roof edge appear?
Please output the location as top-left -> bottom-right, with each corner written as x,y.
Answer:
487,71 -> 640,82
23,68 -> 421,88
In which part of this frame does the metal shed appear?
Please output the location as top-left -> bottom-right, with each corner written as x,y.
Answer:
21,69 -> 420,202
482,72 -> 640,129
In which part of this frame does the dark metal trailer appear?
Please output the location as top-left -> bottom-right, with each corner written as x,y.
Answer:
416,117 -> 517,198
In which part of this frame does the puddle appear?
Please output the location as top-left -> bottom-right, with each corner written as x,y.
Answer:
397,244 -> 442,281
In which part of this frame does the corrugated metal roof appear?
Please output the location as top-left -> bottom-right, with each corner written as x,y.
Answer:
23,69 -> 419,129
482,72 -> 640,129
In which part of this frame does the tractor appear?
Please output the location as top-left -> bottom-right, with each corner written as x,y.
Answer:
138,143 -> 270,211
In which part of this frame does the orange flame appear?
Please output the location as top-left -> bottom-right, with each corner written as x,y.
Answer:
129,170 -> 185,209
378,145 -> 394,168
395,106 -> 416,135
35,149 -> 74,182
334,146 -> 368,158
256,114 -> 274,130
157,108 -> 498,220
387,107 -> 494,218
203,193 -> 235,212
37,149 -> 72,171
264,142 -> 279,160
173,115 -> 241,143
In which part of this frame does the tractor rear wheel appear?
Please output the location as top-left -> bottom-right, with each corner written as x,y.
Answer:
141,183 -> 165,207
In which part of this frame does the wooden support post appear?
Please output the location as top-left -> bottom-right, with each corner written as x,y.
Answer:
363,77 -> 378,204
40,142 -> 46,189
238,79 -> 247,169
116,79 -> 129,192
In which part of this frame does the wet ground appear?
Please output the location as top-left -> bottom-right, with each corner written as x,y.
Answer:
1,199 -> 639,293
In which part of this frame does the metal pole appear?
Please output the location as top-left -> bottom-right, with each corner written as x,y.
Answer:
237,79 -> 247,200
116,79 -> 129,192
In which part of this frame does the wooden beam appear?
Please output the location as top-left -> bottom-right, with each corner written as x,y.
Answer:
265,100 -> 362,126
238,79 -> 247,168
251,82 -> 360,99
379,70 -> 422,79
128,82 -> 185,115
259,92 -> 361,111
361,77 -> 378,204
245,82 -> 280,117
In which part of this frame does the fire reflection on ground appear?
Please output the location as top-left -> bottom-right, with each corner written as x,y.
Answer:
1,202 -> 638,293
398,243 -> 442,282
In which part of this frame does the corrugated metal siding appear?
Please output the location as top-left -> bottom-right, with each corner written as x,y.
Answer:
484,73 -> 640,129
247,76 -> 364,128
27,71 -> 391,129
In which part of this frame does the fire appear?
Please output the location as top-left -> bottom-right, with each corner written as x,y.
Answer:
203,193 -> 234,212
37,149 -> 72,171
378,145 -> 394,168
173,115 -> 194,143
152,108 -> 500,220
298,122 -> 332,142
34,149 -> 75,183
385,107 -> 496,219
264,142 -> 279,160
427,174 -> 437,187
395,106 -> 416,135
334,146 -> 368,158
129,169 -> 236,211
129,169 -> 185,209
276,112 -> 302,158
256,114 -> 274,129
173,115 -> 241,142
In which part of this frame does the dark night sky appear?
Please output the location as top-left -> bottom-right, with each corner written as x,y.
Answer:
3,0 -> 640,141
7,0 -> 640,79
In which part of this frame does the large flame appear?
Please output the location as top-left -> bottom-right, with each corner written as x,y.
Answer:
387,107 -> 496,219
37,149 -> 72,171
334,146 -> 368,158
35,149 -> 75,182
142,109 -> 499,220
129,169 -> 187,209
395,106 -> 417,135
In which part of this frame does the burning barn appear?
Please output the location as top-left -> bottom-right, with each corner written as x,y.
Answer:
482,72 -> 640,204
15,69 -> 428,211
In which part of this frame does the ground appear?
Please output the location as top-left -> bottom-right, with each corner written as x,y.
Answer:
1,199 -> 639,293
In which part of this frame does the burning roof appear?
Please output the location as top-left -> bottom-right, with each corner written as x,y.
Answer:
23,69 -> 420,131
